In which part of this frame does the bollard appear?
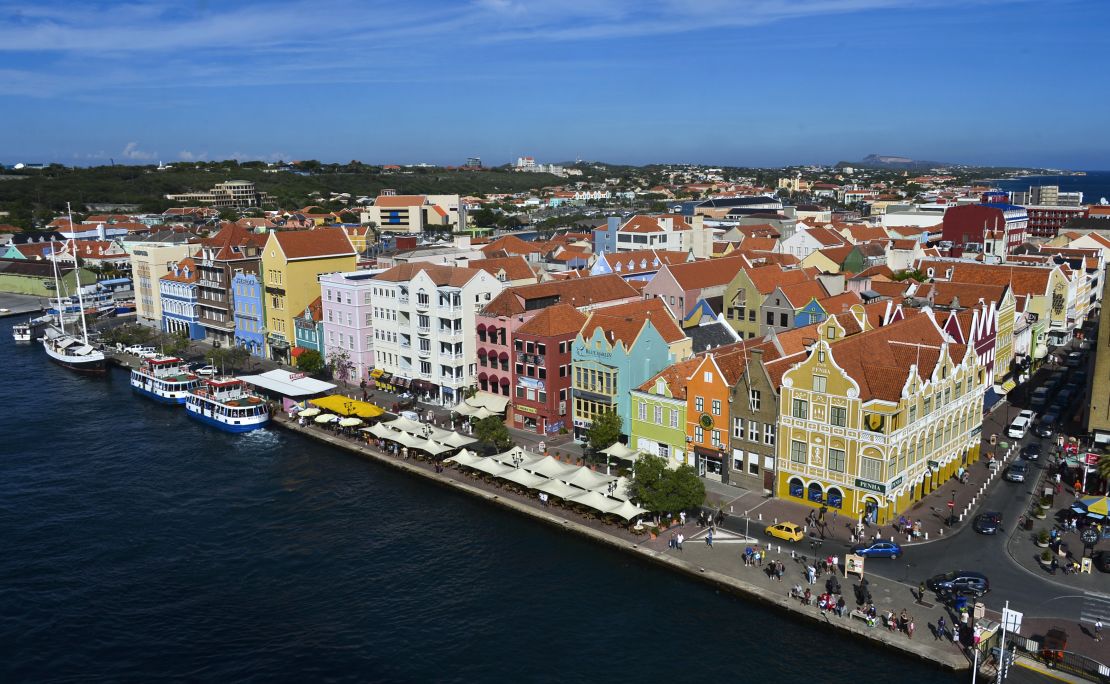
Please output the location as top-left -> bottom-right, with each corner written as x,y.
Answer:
730,505 -> 734,513
804,526 -> 807,534
775,517 -> 778,524
926,532 -> 930,539
759,513 -> 763,521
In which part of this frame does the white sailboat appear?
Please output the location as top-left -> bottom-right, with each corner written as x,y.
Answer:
41,203 -> 107,375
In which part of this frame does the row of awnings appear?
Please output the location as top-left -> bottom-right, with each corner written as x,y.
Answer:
476,348 -> 510,361
477,372 -> 511,385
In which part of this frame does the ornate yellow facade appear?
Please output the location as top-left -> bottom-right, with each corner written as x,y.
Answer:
775,315 -> 985,525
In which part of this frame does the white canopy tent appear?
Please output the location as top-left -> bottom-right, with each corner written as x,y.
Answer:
536,478 -> 581,500
385,416 -> 425,434
362,423 -> 397,439
466,458 -> 516,478
297,407 -> 321,418
239,369 -> 336,397
452,402 -> 479,417
314,413 -> 339,424
601,442 -> 640,463
338,417 -> 363,428
468,392 -> 509,413
500,468 -> 547,489
444,449 -> 481,466
607,499 -> 649,521
439,431 -> 476,448
524,456 -> 580,479
567,489 -> 619,514
415,440 -> 452,456
563,467 -> 616,490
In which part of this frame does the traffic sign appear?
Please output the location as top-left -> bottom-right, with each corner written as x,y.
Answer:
1085,453 -> 1100,465
947,501 -> 955,508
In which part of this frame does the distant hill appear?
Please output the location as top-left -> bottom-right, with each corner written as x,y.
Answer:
838,154 -> 950,170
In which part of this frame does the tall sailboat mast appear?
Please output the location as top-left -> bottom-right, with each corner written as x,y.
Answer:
67,202 -> 91,344
48,235 -> 66,335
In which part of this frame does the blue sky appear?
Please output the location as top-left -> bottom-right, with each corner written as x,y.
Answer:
2,0 -> 1107,168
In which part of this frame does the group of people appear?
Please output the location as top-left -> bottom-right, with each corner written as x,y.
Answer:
882,609 -> 916,638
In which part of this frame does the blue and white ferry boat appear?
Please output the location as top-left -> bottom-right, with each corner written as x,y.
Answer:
185,377 -> 270,433
129,355 -> 199,404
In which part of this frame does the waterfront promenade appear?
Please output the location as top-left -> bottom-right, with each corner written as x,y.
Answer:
272,410 -> 972,672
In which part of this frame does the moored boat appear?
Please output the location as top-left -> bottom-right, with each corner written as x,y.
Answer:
185,377 -> 270,433
12,314 -> 54,342
130,355 -> 199,404
42,326 -> 107,374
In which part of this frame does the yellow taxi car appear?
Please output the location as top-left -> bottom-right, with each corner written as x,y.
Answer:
764,522 -> 804,542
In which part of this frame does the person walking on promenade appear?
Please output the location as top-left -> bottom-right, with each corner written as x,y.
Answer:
936,616 -> 947,641
807,564 -> 816,585
907,615 -> 915,639
679,510 -> 686,526
918,581 -> 926,602
1096,620 -> 1104,642
676,533 -> 684,551
706,529 -> 713,548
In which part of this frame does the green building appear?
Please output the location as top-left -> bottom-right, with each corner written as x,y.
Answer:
0,259 -> 96,296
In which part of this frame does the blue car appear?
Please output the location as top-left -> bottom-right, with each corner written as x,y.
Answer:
850,540 -> 903,559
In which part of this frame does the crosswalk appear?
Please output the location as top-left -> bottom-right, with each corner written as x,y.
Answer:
1080,592 -> 1110,624
684,527 -> 756,544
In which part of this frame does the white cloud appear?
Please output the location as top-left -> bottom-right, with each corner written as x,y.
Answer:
178,150 -> 208,161
121,142 -> 156,160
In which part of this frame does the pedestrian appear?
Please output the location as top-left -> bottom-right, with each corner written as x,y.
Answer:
937,616 -> 947,641
918,581 -> 926,602
706,529 -> 713,548
677,533 -> 684,551
1096,620 -> 1104,642
669,532 -> 676,549
807,565 -> 816,585
679,510 -> 686,526
755,549 -> 762,567
908,616 -> 915,639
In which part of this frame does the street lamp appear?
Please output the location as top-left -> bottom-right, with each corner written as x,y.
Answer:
949,490 -> 956,527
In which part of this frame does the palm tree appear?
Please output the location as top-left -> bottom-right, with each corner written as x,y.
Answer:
1096,454 -> 1110,492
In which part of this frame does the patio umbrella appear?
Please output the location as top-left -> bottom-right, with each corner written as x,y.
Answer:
338,417 -> 363,428
314,413 -> 339,424
440,431 -> 476,448
362,423 -> 397,439
298,407 -> 321,417
1079,496 -> 1110,517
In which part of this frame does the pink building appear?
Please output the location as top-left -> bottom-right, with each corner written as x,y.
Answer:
474,274 -> 640,397
319,270 -> 378,384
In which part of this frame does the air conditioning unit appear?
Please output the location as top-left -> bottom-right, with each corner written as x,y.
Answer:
558,401 -> 566,415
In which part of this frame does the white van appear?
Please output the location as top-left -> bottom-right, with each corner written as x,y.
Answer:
1007,415 -> 1031,440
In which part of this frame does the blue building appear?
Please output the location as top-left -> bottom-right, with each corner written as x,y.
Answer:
293,296 -> 325,360
232,271 -> 266,357
159,257 -> 205,340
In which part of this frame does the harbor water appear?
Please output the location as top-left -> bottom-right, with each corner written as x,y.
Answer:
0,318 -> 959,682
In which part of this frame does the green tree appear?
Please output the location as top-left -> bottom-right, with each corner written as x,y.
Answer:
585,410 -> 622,454
157,330 -> 191,356
474,415 -> 512,450
297,348 -> 325,376
1096,454 -> 1110,487
630,453 -> 706,514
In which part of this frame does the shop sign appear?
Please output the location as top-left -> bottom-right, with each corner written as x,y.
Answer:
515,404 -> 537,414
854,478 -> 885,494
926,460 -> 939,469
518,377 -> 545,391
889,476 -> 904,489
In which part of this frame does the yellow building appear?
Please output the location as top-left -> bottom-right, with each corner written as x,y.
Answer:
261,228 -> 357,363
776,311 -> 985,525
127,241 -> 200,328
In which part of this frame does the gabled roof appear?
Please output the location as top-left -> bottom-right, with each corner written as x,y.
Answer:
637,356 -> 702,398
161,257 -> 198,284
375,194 -> 427,208
301,296 -> 323,322
481,235 -> 549,256
806,225 -> 849,247
581,298 -> 685,346
739,237 -> 778,253
666,254 -> 748,290
775,280 -> 828,308
515,303 -> 588,338
481,274 -> 638,317
271,228 -> 355,260
202,222 -> 266,261
467,255 -> 536,282
601,249 -> 689,274
374,263 -> 484,288
916,259 -> 1055,297
746,264 -> 817,295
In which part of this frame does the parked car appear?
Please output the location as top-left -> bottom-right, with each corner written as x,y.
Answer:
1030,387 -> 1051,409
1007,415 -> 1032,439
1034,417 -> 1056,439
1065,351 -> 1083,367
927,570 -> 990,597
1005,463 -> 1028,483
765,522 -> 804,542
1021,443 -> 1042,461
850,540 -> 903,559
125,344 -> 156,356
1017,409 -> 1036,422
193,365 -> 217,376
973,512 -> 1003,535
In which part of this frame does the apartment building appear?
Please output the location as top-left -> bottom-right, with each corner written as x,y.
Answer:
231,272 -> 265,357
129,241 -> 199,328
261,228 -> 357,363
165,180 -> 269,208
319,270 -> 378,383
361,194 -> 461,234
195,223 -> 265,347
159,257 -> 204,340
509,303 -> 587,435
371,263 -> 504,404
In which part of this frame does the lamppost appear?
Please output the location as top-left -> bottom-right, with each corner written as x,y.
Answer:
949,490 -> 956,527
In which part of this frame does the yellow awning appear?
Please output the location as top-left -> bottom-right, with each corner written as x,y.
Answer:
1000,379 -> 1017,393
309,395 -> 385,418
369,368 -> 384,379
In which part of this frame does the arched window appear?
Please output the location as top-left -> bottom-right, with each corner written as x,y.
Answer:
808,482 -> 824,503
827,488 -> 843,509
789,478 -> 804,498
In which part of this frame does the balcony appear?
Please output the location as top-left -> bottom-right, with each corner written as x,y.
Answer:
417,325 -> 431,335
399,341 -> 412,349
417,347 -> 431,359
441,350 -> 463,361
415,298 -> 430,312
398,293 -> 410,304
439,329 -> 464,342
419,370 -> 432,379
198,278 -> 224,290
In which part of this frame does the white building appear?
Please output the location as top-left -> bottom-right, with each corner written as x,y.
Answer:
371,263 -> 504,404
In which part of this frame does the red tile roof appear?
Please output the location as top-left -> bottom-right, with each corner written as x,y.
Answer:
272,228 -> 355,260
375,194 -> 427,208
481,274 -> 638,316
374,263 -> 484,288
515,303 -> 588,338
581,297 -> 685,346
467,255 -> 536,282
666,254 -> 749,290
